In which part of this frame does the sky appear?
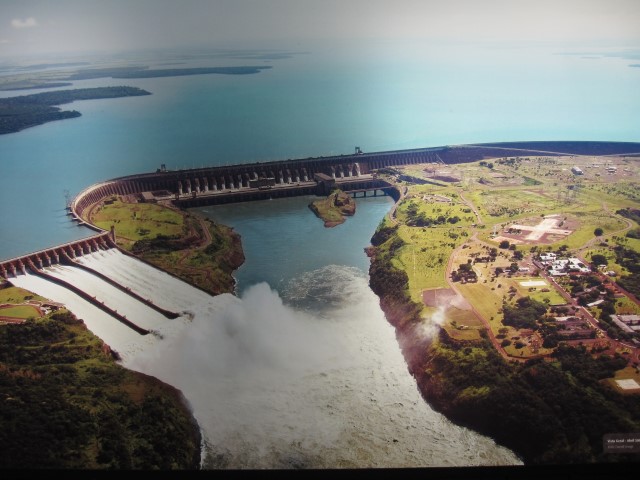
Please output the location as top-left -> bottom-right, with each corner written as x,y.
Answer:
1,0 -> 640,58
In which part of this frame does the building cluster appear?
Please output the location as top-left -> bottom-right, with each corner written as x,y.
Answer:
538,253 -> 591,276
552,316 -> 595,340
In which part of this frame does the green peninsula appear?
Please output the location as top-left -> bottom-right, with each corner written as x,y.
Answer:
0,65 -> 273,91
0,86 -> 151,134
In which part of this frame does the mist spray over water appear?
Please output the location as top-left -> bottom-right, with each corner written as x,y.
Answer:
416,305 -> 447,340
13,254 -> 521,468
127,265 -> 521,468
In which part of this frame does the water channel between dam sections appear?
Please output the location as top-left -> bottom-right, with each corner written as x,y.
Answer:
10,193 -> 522,468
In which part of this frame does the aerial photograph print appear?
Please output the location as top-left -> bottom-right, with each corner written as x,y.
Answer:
0,1 -> 639,478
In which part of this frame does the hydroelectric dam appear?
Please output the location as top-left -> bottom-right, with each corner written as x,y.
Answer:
2,144 -> 450,335
4,141 -> 639,335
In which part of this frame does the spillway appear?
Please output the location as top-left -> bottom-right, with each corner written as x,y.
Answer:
42,263 -> 170,331
9,271 -> 159,361
9,249 -> 238,363
75,249 -> 214,312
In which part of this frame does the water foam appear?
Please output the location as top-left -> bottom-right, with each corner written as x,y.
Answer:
131,264 -> 522,468
11,254 -> 522,468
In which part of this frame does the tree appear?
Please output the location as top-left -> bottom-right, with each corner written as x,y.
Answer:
459,262 -> 473,273
591,254 -> 607,266
499,240 -> 510,249
594,227 -> 604,236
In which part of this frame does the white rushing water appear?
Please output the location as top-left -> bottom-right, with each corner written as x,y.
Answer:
10,250 -> 522,468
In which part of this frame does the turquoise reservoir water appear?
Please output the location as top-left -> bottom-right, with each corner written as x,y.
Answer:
1,44 -> 639,260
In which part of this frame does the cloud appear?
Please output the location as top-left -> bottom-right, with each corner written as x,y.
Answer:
11,17 -> 38,29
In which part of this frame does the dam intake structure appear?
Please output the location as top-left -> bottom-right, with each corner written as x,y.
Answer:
68,145 -> 428,219
70,140 -> 640,221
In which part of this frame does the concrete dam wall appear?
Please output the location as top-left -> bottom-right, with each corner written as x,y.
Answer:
70,146 -> 444,218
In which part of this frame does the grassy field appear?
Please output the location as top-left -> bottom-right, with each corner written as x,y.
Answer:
0,305 -> 41,319
505,276 -> 566,305
394,224 -> 466,301
394,191 -> 477,227
469,188 -> 558,221
614,297 -> 640,315
91,198 -> 184,244
88,197 -> 244,295
0,285 -> 47,304
456,282 -> 503,323
442,306 -> 483,341
563,210 -> 629,248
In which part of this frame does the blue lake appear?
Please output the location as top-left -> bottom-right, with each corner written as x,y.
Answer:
1,44 -> 638,260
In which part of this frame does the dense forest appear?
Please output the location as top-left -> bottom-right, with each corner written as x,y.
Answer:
0,307 -> 201,470
0,86 -> 151,134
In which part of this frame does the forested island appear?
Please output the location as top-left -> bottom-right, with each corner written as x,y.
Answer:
95,65 -> 272,79
0,64 -> 273,91
308,188 -> 356,227
0,86 -> 151,134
